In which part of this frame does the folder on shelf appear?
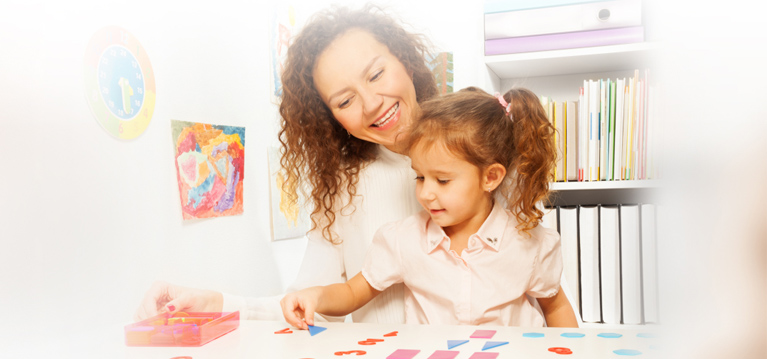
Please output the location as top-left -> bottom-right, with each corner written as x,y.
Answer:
599,205 -> 621,325
484,0 -> 643,40
484,26 -> 645,56
620,204 -> 642,324
641,203 -> 659,323
558,206 -> 580,315
566,101 -> 578,181
579,205 -> 601,323
541,205 -> 559,230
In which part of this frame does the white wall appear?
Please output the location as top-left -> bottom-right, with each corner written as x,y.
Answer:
0,0 -> 487,356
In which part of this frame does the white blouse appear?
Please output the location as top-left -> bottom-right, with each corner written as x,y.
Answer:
222,145 -> 421,323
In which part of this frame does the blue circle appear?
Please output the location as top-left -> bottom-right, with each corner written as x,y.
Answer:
97,45 -> 145,120
560,332 -> 585,338
522,332 -> 544,338
597,333 -> 623,338
613,349 -> 642,356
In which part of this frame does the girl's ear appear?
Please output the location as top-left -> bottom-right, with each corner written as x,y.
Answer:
483,163 -> 507,192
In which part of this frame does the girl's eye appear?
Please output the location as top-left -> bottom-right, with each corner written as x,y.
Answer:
414,176 -> 424,181
370,69 -> 384,82
437,179 -> 450,184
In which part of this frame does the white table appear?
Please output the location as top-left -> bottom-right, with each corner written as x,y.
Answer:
123,320 -> 662,358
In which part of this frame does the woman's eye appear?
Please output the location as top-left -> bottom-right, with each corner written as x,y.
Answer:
437,179 -> 450,184
370,69 -> 384,82
338,97 -> 352,109
414,176 -> 424,181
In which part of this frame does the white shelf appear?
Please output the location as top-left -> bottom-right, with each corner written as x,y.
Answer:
550,180 -> 660,191
485,42 -> 658,78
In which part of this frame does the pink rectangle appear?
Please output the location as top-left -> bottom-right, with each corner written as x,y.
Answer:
388,349 -> 421,359
428,350 -> 459,359
469,353 -> 499,359
484,26 -> 644,55
470,330 -> 496,339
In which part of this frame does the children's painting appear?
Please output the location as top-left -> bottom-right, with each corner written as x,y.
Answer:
426,52 -> 454,95
171,120 -> 245,220
269,4 -> 298,104
268,147 -> 310,240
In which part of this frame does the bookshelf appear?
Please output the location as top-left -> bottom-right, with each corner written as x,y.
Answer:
484,41 -> 660,329
483,44 -> 660,205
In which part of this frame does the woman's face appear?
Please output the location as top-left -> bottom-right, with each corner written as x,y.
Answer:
313,29 -> 418,153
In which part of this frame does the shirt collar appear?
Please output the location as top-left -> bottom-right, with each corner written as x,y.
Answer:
423,201 -> 509,253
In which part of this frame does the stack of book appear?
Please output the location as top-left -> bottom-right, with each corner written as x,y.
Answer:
484,0 -> 644,55
542,204 -> 659,325
540,68 -> 657,182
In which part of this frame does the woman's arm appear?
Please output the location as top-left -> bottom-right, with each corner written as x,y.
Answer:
537,286 -> 579,327
281,272 -> 381,329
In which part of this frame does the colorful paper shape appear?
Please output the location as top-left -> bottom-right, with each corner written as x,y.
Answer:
560,332 -> 585,338
469,353 -> 499,359
307,325 -> 326,336
447,340 -> 469,349
598,333 -> 623,338
614,349 -> 642,356
427,350 -> 459,359
387,349 -> 420,359
171,120 -> 245,220
470,330 -> 496,339
481,341 -> 508,351
523,332 -> 544,338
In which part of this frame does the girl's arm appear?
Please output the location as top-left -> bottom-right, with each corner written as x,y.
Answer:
537,286 -> 579,327
281,272 -> 381,329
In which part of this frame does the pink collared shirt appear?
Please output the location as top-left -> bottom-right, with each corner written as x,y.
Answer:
361,202 -> 562,326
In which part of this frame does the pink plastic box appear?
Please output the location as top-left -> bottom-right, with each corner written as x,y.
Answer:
125,311 -> 239,347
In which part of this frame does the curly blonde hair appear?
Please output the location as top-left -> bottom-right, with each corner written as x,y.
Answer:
278,4 -> 438,243
404,88 -> 557,235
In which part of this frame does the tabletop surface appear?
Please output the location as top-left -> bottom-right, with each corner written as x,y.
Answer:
123,320 -> 663,359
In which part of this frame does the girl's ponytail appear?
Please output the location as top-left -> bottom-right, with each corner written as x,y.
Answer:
503,88 -> 557,234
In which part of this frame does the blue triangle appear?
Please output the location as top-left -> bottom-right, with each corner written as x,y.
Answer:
482,341 -> 509,351
307,325 -> 327,336
447,339 -> 469,349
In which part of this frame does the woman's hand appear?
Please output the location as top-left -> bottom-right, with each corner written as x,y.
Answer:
134,281 -> 224,321
280,287 -> 323,330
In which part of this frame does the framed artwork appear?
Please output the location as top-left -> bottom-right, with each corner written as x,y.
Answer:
267,146 -> 310,240
171,120 -> 245,220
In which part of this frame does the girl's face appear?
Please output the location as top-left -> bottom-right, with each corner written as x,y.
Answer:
313,29 -> 418,153
410,142 -> 494,238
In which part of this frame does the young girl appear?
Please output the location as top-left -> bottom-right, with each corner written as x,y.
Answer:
280,88 -> 578,328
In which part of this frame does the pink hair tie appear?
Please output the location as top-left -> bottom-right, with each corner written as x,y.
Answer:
494,92 -> 512,120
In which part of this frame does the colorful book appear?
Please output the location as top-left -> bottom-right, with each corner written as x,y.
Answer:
555,101 -> 565,181
485,26 -> 645,55
599,79 -> 608,180
566,101 -> 578,181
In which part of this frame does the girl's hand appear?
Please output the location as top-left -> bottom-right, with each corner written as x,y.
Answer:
134,281 -> 224,321
280,287 -> 322,330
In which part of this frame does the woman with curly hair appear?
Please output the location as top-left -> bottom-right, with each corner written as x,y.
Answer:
135,4 -> 439,323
